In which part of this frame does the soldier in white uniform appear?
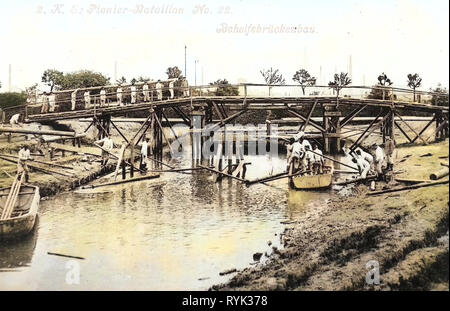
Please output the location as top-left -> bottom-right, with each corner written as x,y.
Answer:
48,92 -> 56,112
9,113 -> 21,127
117,86 -> 123,106
95,136 -> 114,167
155,80 -> 163,101
71,89 -> 78,110
143,83 -> 150,102
84,91 -> 91,109
100,88 -> 106,107
130,84 -> 137,104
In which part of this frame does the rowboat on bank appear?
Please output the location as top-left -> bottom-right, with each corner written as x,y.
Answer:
0,185 -> 40,240
289,165 -> 334,190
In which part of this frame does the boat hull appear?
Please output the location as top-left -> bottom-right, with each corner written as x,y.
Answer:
290,173 -> 333,190
0,186 -> 40,240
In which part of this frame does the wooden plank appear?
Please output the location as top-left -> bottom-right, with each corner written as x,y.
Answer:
198,164 -> 247,182
0,155 -> 74,177
394,121 -> 413,143
82,173 -> 160,189
300,101 -> 317,131
367,179 -> 449,195
411,116 -> 436,143
394,111 -> 428,144
0,127 -> 77,137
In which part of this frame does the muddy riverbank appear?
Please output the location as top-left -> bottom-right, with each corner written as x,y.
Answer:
212,140 -> 449,291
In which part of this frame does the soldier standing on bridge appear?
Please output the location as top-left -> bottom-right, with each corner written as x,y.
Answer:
48,92 -> 56,112
40,92 -> 49,113
100,88 -> 107,107
143,83 -> 150,102
155,80 -> 163,101
71,89 -> 78,110
181,78 -> 189,97
130,83 -> 137,104
84,90 -> 91,109
117,85 -> 123,106
168,79 -> 175,99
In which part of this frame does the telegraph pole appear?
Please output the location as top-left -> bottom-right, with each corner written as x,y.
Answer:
184,45 -> 187,78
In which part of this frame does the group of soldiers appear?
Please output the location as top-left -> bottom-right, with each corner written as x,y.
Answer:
286,131 -> 325,175
284,129 -> 396,181
39,77 -> 190,113
344,137 -> 396,179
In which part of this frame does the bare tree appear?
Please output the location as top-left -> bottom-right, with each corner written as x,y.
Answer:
377,72 -> 393,100
260,67 -> 285,95
293,69 -> 316,95
407,73 -> 422,102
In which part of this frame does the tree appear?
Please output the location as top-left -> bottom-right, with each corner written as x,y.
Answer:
377,72 -> 393,100
41,69 -> 64,91
210,79 -> 239,96
407,73 -> 422,102
430,84 -> 449,107
166,66 -> 183,79
116,76 -> 127,85
328,72 -> 352,106
292,69 -> 316,95
60,70 -> 110,90
328,72 -> 352,96
260,67 -> 286,95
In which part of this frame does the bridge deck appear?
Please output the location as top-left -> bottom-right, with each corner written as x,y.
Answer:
25,96 -> 448,123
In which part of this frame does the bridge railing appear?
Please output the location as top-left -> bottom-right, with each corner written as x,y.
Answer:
12,82 -> 449,122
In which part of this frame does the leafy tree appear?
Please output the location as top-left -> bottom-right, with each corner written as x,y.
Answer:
260,67 -> 286,95
0,92 -> 27,109
328,72 -> 351,106
328,72 -> 352,96
41,69 -> 64,91
60,70 -> 110,90
430,84 -> 449,107
210,79 -> 239,96
377,72 -> 393,100
292,69 -> 316,95
407,73 -> 422,102
116,76 -> 127,85
166,66 -> 183,79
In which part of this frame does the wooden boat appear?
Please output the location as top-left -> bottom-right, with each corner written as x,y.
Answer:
290,165 -> 334,190
0,185 -> 40,240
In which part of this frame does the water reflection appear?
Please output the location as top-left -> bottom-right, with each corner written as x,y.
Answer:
0,151 -> 334,290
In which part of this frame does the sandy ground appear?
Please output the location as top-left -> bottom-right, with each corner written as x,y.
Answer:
212,140 -> 449,291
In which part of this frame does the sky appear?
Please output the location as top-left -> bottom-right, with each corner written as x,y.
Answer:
0,0 -> 449,92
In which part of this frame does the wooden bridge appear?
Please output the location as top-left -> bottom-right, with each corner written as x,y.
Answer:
1,84 -> 448,163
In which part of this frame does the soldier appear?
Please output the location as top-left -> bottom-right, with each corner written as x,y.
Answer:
40,92 -> 49,113
155,80 -> 163,101
71,89 -> 78,110
100,88 -> 106,107
385,137 -> 396,171
143,83 -> 150,102
48,92 -> 56,112
130,84 -> 137,104
17,145 -> 32,182
84,90 -> 91,109
117,85 -> 123,106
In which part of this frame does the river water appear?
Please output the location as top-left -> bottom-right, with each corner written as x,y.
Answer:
0,150 -> 334,290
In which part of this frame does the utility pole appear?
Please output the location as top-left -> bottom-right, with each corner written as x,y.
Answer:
194,60 -> 198,86
114,61 -> 117,82
8,64 -> 12,92
184,45 -> 187,79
